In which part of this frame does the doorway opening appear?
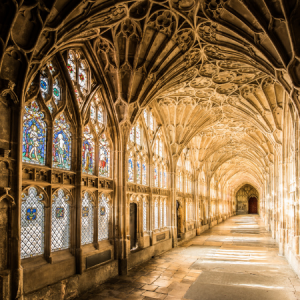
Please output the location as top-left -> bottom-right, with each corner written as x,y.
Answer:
130,202 -> 137,250
248,197 -> 258,214
176,200 -> 180,238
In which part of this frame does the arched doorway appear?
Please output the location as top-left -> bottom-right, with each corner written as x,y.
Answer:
248,197 -> 258,214
130,203 -> 137,250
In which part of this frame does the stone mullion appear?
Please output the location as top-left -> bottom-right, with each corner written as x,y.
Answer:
94,190 -> 99,248
75,126 -> 83,274
11,98 -> 24,299
44,186 -> 52,263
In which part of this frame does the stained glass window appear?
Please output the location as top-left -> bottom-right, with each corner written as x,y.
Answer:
99,134 -> 110,177
142,161 -> 147,185
130,127 -> 135,143
48,61 -> 55,74
53,114 -> 72,170
48,103 -> 54,114
98,194 -> 109,241
149,112 -> 154,131
22,101 -> 47,166
81,192 -> 94,245
137,160 -> 141,184
53,79 -> 61,104
90,102 -> 96,123
67,51 -> 76,81
164,167 -> 167,189
78,61 -> 88,94
136,125 -> 141,145
40,73 -> 48,99
82,126 -> 95,175
143,201 -> 147,232
164,199 -> 167,227
73,82 -> 82,104
128,155 -> 134,182
51,189 -> 70,252
154,200 -> 158,229
21,187 -> 44,259
154,167 -> 158,187
97,106 -> 104,124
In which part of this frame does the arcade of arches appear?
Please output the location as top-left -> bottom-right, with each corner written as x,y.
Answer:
1,0 -> 300,299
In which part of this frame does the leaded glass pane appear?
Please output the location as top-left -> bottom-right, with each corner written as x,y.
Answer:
48,103 -> 54,114
21,187 -> 44,259
136,125 -> 141,145
73,81 -> 82,104
143,201 -> 147,232
48,61 -> 55,74
53,114 -> 72,170
99,134 -> 110,177
154,201 -> 158,229
154,167 -> 158,187
51,189 -> 70,252
67,51 -> 76,81
22,101 -> 47,166
137,160 -> 141,184
98,195 -> 109,241
130,127 -> 134,143
142,162 -> 147,185
98,106 -> 104,124
90,103 -> 96,123
53,79 -> 61,104
128,156 -> 134,182
40,73 -> 48,99
82,126 -> 95,175
81,192 -> 94,245
78,61 -> 88,94
159,170 -> 162,188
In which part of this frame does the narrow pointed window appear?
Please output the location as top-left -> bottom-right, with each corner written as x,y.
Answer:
51,189 -> 70,252
128,153 -> 134,182
40,72 -> 49,99
137,159 -> 141,184
154,166 -> 158,187
82,126 -> 95,175
22,101 -> 47,166
142,160 -> 147,185
98,194 -> 109,241
136,125 -> 141,145
81,192 -> 94,245
99,134 -> 110,177
130,127 -> 135,143
53,114 -> 72,170
21,187 -> 44,259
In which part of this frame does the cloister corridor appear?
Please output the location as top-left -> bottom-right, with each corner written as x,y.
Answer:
75,215 -> 300,300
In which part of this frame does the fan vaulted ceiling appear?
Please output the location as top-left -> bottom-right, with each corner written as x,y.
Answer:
2,0 -> 300,190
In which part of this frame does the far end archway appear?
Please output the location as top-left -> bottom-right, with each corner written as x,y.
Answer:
236,184 -> 259,215
248,197 -> 258,214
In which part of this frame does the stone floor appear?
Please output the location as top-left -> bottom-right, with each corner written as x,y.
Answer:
76,215 -> 300,300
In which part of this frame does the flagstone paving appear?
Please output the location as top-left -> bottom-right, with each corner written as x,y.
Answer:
75,215 -> 300,300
